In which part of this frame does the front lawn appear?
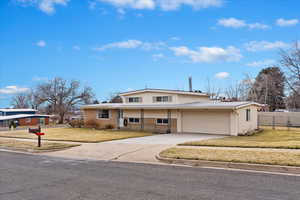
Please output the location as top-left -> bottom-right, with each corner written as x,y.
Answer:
0,139 -> 79,152
180,129 -> 300,149
0,128 -> 153,143
160,147 -> 300,167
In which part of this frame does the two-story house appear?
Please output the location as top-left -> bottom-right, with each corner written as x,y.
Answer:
81,89 -> 260,136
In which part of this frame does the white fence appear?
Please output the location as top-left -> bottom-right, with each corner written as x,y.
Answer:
258,112 -> 300,127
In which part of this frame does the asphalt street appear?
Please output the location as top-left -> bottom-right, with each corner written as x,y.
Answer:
0,151 -> 299,200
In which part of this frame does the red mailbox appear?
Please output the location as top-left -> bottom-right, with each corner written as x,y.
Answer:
35,132 -> 45,147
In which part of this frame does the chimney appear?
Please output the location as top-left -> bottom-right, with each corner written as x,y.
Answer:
188,77 -> 193,92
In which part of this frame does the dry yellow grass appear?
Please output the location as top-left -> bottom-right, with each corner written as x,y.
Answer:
0,128 -> 153,143
181,129 -> 300,149
0,139 -> 79,152
160,147 -> 300,167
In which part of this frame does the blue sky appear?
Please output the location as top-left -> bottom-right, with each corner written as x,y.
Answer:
1,0 -> 300,107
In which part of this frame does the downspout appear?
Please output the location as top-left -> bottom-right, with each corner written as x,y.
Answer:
140,109 -> 144,131
167,109 -> 171,133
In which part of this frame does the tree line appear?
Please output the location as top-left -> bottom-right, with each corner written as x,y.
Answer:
209,42 -> 300,111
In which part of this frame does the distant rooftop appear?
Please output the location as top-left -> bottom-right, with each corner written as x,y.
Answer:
120,88 -> 209,96
0,108 -> 37,112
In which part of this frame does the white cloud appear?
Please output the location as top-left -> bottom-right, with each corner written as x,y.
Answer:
170,36 -> 181,41
244,41 -> 289,52
170,45 -> 242,63
98,0 -> 155,10
157,0 -> 223,11
94,40 -> 165,51
276,18 -> 299,27
217,18 -> 270,29
218,18 -> 246,28
248,23 -> 270,30
32,76 -> 48,81
73,45 -> 80,50
0,86 -> 30,94
96,0 -> 223,11
36,40 -> 46,47
152,53 -> 164,60
15,0 -> 69,14
215,72 -> 230,79
246,59 -> 276,67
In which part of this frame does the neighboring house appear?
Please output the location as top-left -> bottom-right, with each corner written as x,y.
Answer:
81,89 -> 260,136
0,109 -> 50,127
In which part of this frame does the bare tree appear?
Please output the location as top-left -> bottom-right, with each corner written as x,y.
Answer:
35,77 -> 94,123
108,91 -> 123,103
280,42 -> 300,95
225,81 -> 244,101
205,78 -> 222,100
11,94 -> 29,108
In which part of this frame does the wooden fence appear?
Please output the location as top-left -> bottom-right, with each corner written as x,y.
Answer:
258,112 -> 300,128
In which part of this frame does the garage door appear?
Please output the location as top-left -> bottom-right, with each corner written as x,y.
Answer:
182,111 -> 230,135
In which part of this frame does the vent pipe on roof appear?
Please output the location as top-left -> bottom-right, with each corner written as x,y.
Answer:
189,77 -> 193,92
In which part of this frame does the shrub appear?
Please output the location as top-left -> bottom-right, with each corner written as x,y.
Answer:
69,119 -> 84,128
105,124 -> 114,129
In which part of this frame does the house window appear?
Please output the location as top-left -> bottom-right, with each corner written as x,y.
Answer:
98,109 -> 110,119
128,118 -> 140,124
128,97 -> 142,103
156,118 -> 169,125
153,96 -> 172,103
246,109 -> 251,121
25,118 -> 31,123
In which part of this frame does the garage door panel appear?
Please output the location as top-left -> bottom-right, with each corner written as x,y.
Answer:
182,111 -> 229,135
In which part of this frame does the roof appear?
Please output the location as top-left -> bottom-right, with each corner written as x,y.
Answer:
119,89 -> 210,97
0,114 -> 50,121
0,108 -> 37,112
81,101 -> 261,110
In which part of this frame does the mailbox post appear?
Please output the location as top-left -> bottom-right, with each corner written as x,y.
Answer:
35,132 -> 45,147
28,126 -> 45,147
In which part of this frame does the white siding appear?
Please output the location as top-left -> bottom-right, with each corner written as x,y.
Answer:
237,106 -> 258,135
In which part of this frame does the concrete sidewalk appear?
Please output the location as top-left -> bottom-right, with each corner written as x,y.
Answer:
44,134 -> 223,163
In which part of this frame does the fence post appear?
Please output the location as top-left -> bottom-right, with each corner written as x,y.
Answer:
272,115 -> 275,130
257,114 -> 260,129
287,116 -> 291,131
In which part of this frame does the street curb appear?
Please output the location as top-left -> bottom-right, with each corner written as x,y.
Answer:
156,155 -> 300,175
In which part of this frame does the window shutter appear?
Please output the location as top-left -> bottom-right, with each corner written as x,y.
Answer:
168,96 -> 172,102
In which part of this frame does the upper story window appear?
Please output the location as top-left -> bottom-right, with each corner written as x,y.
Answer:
98,109 -> 110,119
246,109 -> 251,121
127,97 -> 142,103
153,96 -> 172,103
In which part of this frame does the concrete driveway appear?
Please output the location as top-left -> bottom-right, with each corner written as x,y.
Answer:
45,133 -> 224,164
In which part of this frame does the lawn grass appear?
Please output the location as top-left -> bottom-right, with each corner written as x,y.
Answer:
160,147 -> 300,167
0,139 -> 79,152
0,128 -> 153,143
180,129 -> 300,149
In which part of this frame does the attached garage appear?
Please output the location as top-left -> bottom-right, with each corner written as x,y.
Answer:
181,110 -> 231,135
